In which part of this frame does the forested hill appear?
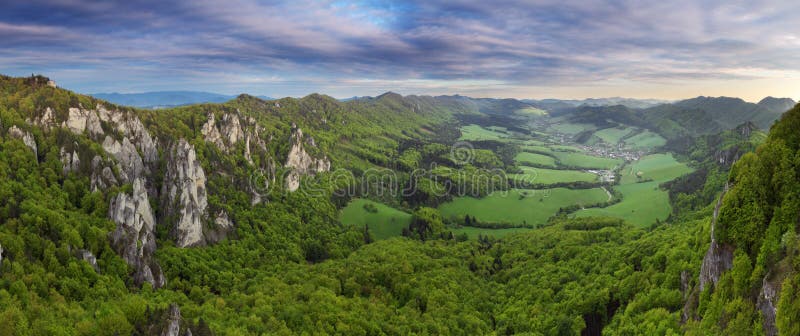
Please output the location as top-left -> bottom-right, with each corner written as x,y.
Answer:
0,73 -> 798,335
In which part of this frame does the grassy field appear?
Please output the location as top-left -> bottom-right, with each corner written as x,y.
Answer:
624,131 -> 667,150
549,145 -> 583,152
549,122 -> 595,135
515,152 -> 557,167
339,199 -> 412,240
514,106 -> 547,116
594,127 -> 634,144
450,226 -> 533,239
577,153 -> 692,226
439,188 -> 609,226
458,124 -> 510,141
511,166 -> 597,185
553,151 -> 623,169
620,153 -> 693,183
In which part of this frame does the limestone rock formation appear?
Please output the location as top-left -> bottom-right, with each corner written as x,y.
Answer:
161,304 -> 187,336
102,136 -> 145,182
77,249 -> 98,271
161,139 -> 209,247
284,124 -> 330,191
757,274 -> 780,336
28,107 -> 57,130
59,147 -> 81,174
64,107 -> 104,138
201,112 -> 244,152
109,178 -> 165,288
699,183 -> 734,292
89,155 -> 119,191
8,125 -> 37,157
97,104 -> 158,164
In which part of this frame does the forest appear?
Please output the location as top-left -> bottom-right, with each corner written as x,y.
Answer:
0,74 -> 798,335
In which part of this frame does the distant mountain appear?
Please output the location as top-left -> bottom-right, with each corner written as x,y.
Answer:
524,97 -> 670,111
673,96 -> 782,129
91,91 -> 273,108
757,96 -> 796,115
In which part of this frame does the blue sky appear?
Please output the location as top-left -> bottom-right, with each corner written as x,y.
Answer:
1,0 -> 799,101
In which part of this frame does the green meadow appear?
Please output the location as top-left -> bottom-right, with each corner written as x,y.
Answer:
624,131 -> 667,150
553,151 -> 623,169
458,124 -> 510,141
515,152 -> 557,167
339,199 -> 412,240
577,153 -> 692,226
439,188 -> 609,226
510,166 -> 597,185
594,127 -> 634,144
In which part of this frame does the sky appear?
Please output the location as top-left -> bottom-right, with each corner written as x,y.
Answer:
1,0 -> 800,101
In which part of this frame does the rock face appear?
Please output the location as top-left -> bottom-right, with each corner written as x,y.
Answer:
103,136 -> 145,182
97,105 -> 158,164
109,178 -> 165,288
59,147 -> 81,174
8,125 -> 37,157
28,107 -> 57,130
162,304 -> 183,336
699,183 -> 734,292
89,155 -> 118,191
201,112 -> 243,152
757,274 -> 780,336
0,243 -> 3,266
284,124 -> 330,191
77,249 -> 98,271
64,107 -> 104,138
161,139 -> 209,247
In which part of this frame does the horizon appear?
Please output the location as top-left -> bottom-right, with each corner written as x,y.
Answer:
2,1 -> 800,101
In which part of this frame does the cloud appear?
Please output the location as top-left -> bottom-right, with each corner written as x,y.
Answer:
0,0 -> 799,99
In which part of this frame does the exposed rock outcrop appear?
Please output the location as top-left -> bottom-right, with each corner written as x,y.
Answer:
699,183 -> 734,292
8,125 -> 37,157
90,155 -> 119,191
102,136 -> 145,182
201,112 -> 244,152
59,147 -> 81,174
109,178 -> 165,288
161,139 -> 209,247
97,104 -> 158,164
284,124 -> 330,191
64,107 -> 104,138
757,273 -> 780,336
77,249 -> 98,271
162,304 -> 183,336
0,243 -> 3,266
28,107 -> 57,130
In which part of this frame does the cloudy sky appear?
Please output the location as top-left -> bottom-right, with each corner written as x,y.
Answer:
1,0 -> 799,101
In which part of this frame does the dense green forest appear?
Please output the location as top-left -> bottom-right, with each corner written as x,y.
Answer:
0,74 -> 798,335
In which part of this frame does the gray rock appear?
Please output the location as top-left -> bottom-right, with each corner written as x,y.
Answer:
161,139 -> 208,247
699,183 -> 734,292
162,304 -> 182,336
284,124 -> 330,191
0,243 -> 3,266
103,136 -> 145,182
89,155 -> 119,191
201,112 -> 244,152
28,107 -> 57,130
109,178 -> 165,288
64,107 -> 104,138
8,125 -> 37,157
77,249 -> 98,271
60,147 -> 81,174
757,274 -> 780,336
97,105 -> 158,164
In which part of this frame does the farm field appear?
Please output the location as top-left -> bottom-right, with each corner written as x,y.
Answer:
339,199 -> 412,240
439,188 -> 609,226
594,127 -> 634,144
458,124 -> 510,141
510,166 -> 597,185
514,152 -> 556,167
577,153 -> 693,226
624,130 -> 667,150
552,151 -> 623,169
548,122 -> 595,135
620,153 -> 693,183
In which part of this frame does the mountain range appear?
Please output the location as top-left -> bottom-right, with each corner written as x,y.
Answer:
90,91 -> 273,109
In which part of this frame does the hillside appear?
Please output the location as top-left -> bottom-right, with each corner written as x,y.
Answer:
0,74 -> 797,335
91,91 -> 274,109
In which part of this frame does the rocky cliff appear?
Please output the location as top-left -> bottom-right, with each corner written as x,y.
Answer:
699,183 -> 734,292
109,178 -> 165,288
8,125 -> 37,157
161,139 -> 222,247
284,124 -> 330,191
